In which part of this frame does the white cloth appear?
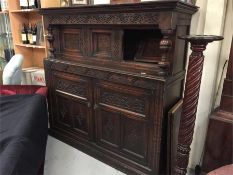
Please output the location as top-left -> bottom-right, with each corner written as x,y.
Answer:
2,54 -> 24,85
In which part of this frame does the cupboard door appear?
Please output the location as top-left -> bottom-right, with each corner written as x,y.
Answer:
60,28 -> 85,59
89,29 -> 123,60
94,81 -> 152,165
51,71 -> 93,139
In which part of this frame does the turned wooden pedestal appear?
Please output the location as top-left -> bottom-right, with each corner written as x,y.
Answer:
174,35 -> 223,175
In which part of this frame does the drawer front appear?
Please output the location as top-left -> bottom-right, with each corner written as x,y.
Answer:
96,81 -> 149,116
51,71 -> 93,139
94,81 -> 153,166
55,75 -> 88,99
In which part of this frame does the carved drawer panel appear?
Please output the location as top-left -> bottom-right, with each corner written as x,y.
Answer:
95,81 -> 150,116
53,72 -> 89,99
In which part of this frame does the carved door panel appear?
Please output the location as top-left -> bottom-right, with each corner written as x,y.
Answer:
94,81 -> 152,165
60,28 -> 85,59
89,29 -> 123,60
52,71 -> 93,139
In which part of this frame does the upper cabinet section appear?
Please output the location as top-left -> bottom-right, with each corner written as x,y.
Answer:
41,1 -> 198,77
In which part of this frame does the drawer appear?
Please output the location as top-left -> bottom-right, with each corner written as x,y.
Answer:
53,71 -> 90,99
95,81 -> 151,116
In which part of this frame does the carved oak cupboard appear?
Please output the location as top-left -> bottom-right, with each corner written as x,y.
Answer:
40,1 -> 198,174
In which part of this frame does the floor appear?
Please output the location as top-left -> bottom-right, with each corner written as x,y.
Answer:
44,136 -> 195,175
44,136 -> 125,175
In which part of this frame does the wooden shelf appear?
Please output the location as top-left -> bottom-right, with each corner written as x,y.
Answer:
10,9 -> 39,13
7,0 -> 47,68
15,43 -> 46,49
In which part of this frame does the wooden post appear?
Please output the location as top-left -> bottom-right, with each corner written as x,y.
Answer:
174,35 -> 223,175
47,26 -> 55,59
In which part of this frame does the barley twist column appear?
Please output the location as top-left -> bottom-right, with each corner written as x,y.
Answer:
174,35 -> 223,175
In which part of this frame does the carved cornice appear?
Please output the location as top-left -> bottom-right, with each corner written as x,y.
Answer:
40,1 -> 198,16
40,1 -> 198,29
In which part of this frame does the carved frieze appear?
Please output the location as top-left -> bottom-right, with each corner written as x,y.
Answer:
47,12 -> 159,25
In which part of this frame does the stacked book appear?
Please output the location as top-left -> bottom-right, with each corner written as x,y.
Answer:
22,67 -> 45,86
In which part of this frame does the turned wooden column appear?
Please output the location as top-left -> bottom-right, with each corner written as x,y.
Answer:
174,35 -> 223,175
47,26 -> 55,59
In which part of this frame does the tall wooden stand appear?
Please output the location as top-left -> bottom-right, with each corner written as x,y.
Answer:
174,35 -> 223,175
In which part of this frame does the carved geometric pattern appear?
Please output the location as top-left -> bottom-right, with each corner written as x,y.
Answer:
101,111 -> 120,145
57,96 -> 71,127
92,32 -> 111,57
100,91 -> 146,114
112,30 -> 123,60
79,29 -> 85,55
97,34 -> 111,52
48,12 -> 159,25
72,104 -> 88,133
64,33 -> 80,51
56,78 -> 87,98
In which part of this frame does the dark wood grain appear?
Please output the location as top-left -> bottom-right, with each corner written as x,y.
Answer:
41,1 -> 198,174
202,111 -> 233,173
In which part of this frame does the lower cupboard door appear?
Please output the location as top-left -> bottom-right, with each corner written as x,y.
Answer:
54,91 -> 91,140
95,106 -> 150,165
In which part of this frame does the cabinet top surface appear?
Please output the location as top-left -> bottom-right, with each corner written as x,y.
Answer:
40,0 -> 198,15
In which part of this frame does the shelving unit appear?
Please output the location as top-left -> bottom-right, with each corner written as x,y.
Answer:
7,0 -> 47,68
0,9 -> 14,62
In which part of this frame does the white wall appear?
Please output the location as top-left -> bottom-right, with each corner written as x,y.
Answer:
188,0 -> 228,169
214,0 -> 233,108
